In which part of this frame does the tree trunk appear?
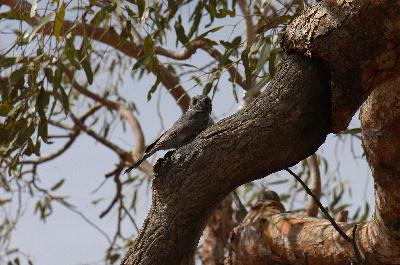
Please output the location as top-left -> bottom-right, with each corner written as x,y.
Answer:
122,0 -> 400,264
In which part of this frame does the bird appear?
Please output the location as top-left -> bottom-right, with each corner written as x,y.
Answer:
124,95 -> 212,174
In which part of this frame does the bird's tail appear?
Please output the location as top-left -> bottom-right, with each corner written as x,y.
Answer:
124,154 -> 148,174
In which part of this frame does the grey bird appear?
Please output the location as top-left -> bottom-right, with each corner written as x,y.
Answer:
124,95 -> 212,174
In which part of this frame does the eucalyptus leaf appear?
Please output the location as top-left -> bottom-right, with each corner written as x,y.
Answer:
28,13 -> 54,43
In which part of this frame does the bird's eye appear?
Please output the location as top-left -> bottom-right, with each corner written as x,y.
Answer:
191,98 -> 198,105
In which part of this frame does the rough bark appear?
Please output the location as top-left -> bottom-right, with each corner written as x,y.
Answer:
122,0 -> 400,264
360,76 -> 400,263
282,0 -> 400,132
122,54 -> 331,265
227,75 -> 400,265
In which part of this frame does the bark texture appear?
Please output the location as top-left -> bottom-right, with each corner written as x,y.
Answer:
227,76 -> 400,265
200,195 -> 233,265
122,0 -> 400,264
282,0 -> 400,132
122,54 -> 331,265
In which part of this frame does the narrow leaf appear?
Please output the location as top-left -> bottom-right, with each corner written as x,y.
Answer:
81,60 -> 93,84
54,2 -> 65,41
147,77 -> 160,101
253,40 -> 271,76
51,179 -> 65,191
252,75 -> 270,92
28,13 -> 54,42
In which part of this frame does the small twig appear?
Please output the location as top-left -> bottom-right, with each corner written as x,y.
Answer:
99,168 -> 123,218
60,201 -> 112,244
232,190 -> 248,223
121,204 -> 139,233
285,168 -> 362,264
351,224 -> 361,264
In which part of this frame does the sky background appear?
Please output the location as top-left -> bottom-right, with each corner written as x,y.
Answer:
0,2 -> 373,265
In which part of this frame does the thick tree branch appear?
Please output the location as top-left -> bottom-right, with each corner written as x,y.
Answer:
282,0 -> 400,132
285,168 -> 362,263
122,0 -> 400,264
227,76 -> 400,265
360,76 -> 400,263
122,53 -> 331,265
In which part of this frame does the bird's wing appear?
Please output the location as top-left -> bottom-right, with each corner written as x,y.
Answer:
124,110 -> 209,174
151,110 -> 209,151
144,132 -> 165,154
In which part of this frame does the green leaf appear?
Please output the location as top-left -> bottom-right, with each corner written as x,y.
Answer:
191,26 -> 223,43
188,1 -> 204,39
232,82 -> 238,102
144,35 -> 154,56
203,82 -> 213,95
0,198 -> 11,206
147,77 -> 160,101
0,101 -> 12,116
340,128 -> 362,135
217,8 -> 235,18
174,19 -> 190,48
252,75 -> 270,92
58,86 -> 69,113
0,57 -> 16,68
38,115 -> 49,142
34,139 -> 41,156
54,2 -> 65,41
81,59 -> 93,84
359,202 -> 370,222
241,49 -> 251,86
143,35 -> 154,69
23,138 -> 35,156
28,13 -> 54,42
268,48 -> 283,77
108,253 -> 120,264
253,40 -> 271,76
50,179 -> 65,191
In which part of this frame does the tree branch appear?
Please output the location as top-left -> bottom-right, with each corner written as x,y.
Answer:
285,168 -> 361,263
237,0 -> 256,49
63,68 -> 151,176
122,53 -> 331,265
0,0 -> 191,112
122,0 -> 400,264
21,105 -> 102,165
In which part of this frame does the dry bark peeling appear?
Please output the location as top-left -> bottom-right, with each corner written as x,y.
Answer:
122,0 -> 400,264
227,75 -> 400,265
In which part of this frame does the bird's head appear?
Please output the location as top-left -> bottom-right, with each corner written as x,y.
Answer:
189,95 -> 212,114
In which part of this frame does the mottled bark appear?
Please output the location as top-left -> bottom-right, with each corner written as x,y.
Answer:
227,76 -> 400,265
282,0 -> 400,132
359,76 -> 400,263
200,195 -> 233,265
